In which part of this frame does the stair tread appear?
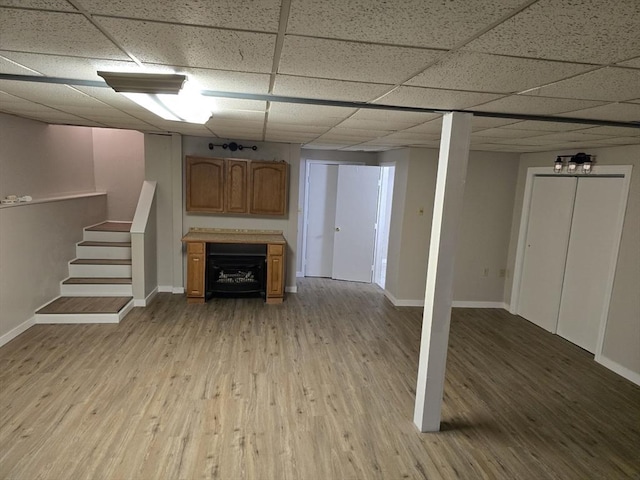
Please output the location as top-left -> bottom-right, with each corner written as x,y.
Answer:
78,241 -> 131,247
36,296 -> 132,314
85,222 -> 132,233
63,277 -> 132,285
71,258 -> 132,265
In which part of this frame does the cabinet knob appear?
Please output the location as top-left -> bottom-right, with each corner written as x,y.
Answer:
335,227 -> 340,232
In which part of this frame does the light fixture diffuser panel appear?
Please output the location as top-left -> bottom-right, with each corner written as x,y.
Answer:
97,71 -> 187,94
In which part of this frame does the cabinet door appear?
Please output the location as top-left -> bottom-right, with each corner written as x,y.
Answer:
186,242 -> 205,298
266,244 -> 285,298
249,162 -> 288,216
225,159 -> 249,214
186,157 -> 225,212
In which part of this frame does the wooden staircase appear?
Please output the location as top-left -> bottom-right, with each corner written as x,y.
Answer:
35,221 -> 134,324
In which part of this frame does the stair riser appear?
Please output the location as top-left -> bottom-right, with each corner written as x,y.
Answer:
60,284 -> 133,296
83,230 -> 131,243
69,264 -> 132,278
76,245 -> 131,259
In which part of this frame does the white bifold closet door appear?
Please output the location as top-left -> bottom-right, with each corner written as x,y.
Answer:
518,176 -> 577,333
557,177 -> 625,353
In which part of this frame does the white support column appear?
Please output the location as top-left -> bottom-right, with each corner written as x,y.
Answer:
413,111 -> 472,432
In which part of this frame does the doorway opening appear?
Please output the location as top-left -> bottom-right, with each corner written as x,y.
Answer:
302,161 -> 395,286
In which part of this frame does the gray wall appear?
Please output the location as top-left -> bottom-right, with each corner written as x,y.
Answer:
505,144 -> 640,378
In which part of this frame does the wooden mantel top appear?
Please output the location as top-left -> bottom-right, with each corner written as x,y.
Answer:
181,228 -> 286,245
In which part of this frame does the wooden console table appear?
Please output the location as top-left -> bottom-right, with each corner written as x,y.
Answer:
181,228 -> 286,304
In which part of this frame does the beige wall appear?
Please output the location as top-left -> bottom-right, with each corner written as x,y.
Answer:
382,147 -> 520,305
0,114 -> 107,342
454,151 -> 519,302
0,113 -> 95,198
505,145 -> 640,377
92,128 -> 145,221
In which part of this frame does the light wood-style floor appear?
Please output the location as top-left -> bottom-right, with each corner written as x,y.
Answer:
1,278 -> 639,479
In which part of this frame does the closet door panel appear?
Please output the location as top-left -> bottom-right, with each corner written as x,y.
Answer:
518,176 -> 577,332
557,177 -> 625,353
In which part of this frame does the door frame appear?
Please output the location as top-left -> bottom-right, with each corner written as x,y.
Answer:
301,159 -> 363,277
510,165 -> 633,360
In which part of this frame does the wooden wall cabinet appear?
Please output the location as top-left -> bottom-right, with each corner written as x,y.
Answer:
225,159 -> 249,214
250,161 -> 288,216
186,158 -> 225,213
186,242 -> 206,303
186,156 -> 287,216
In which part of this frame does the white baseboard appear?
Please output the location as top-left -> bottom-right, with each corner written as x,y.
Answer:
0,316 -> 36,347
158,285 -> 184,294
286,285 -> 298,293
596,354 -> 640,387
134,287 -> 158,307
296,271 -> 304,278
383,290 -> 423,307
452,301 -> 509,309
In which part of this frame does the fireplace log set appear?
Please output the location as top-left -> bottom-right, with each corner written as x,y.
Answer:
207,243 -> 266,298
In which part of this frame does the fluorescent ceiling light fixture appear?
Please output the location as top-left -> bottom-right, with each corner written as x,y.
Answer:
97,71 -> 214,124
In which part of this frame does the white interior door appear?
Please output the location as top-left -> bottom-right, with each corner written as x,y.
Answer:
518,176 -> 577,332
304,164 -> 338,277
332,165 -> 381,283
557,177 -> 625,353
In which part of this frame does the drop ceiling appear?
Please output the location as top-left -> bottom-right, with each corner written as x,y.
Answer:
1,0 -> 639,152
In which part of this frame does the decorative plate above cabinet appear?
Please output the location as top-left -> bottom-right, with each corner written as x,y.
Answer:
186,156 -> 288,216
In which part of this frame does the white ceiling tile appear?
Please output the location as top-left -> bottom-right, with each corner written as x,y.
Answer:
346,109 -> 437,127
557,103 -> 640,122
0,81 -> 110,107
378,86 -> 502,110
315,132 -> 381,143
0,51 -> 137,80
78,0 -> 282,32
265,133 -> 319,143
11,110 -> 106,125
525,67 -> 640,102
303,143 -> 355,150
0,9 -> 128,59
472,128 -> 547,139
287,0 -> 527,49
97,17 -> 276,72
473,95 -> 607,116
470,117 -> 521,130
463,0 -> 640,64
176,68 -> 270,93
212,111 -> 265,123
0,54 -> 42,75
268,103 -> 354,126
0,1 -> 78,11
575,125 -> 640,136
404,118 -> 443,134
585,136 -> 640,145
500,120 -> 596,132
340,145 -> 394,152
279,36 -> 443,84
617,57 -> 640,69
329,127 -> 393,137
213,98 -> 266,112
207,118 -> 264,130
266,124 -> 327,134
273,75 -> 392,102
406,52 -> 593,94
